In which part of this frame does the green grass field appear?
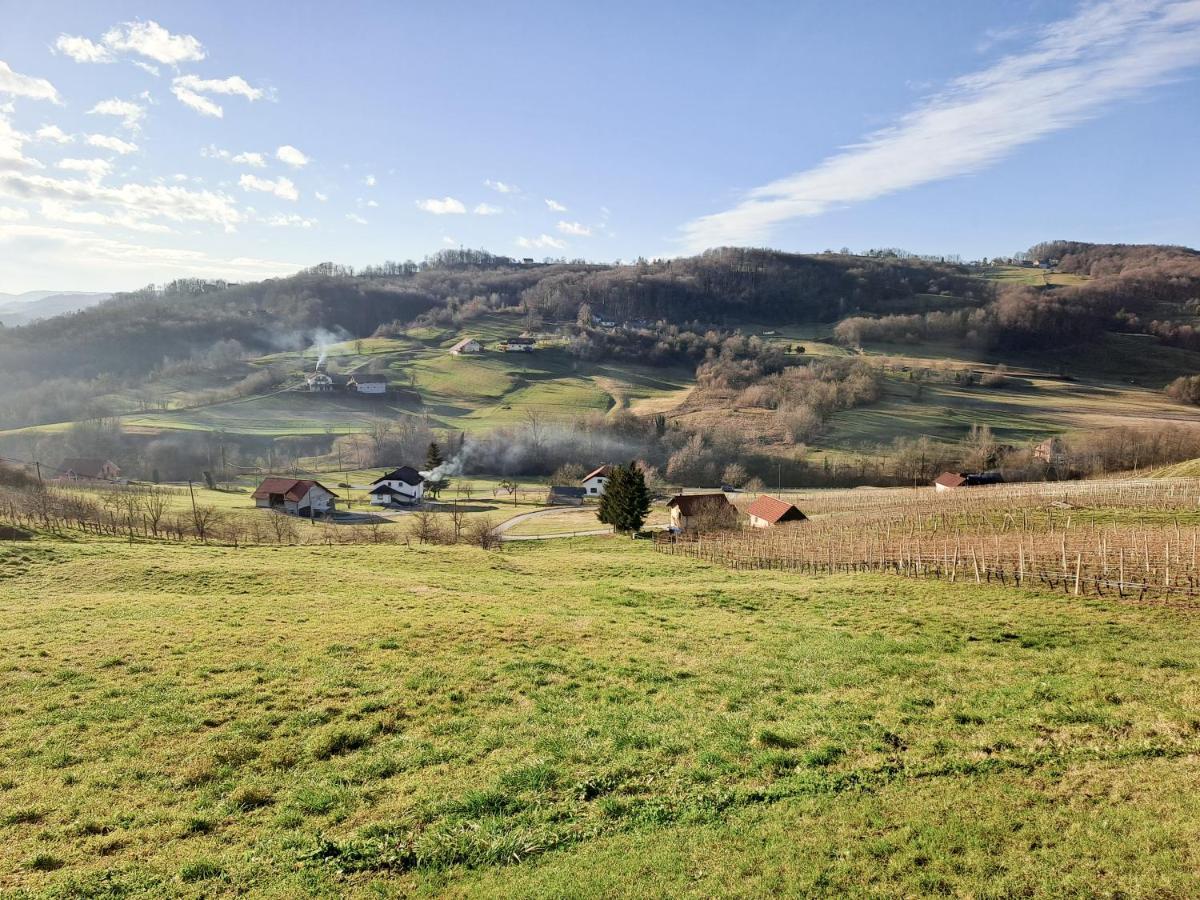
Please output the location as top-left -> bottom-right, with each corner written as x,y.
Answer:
3,537 -> 1200,896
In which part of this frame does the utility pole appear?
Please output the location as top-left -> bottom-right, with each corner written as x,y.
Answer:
34,461 -> 42,486
187,479 -> 198,530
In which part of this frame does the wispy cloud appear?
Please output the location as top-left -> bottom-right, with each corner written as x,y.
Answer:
557,220 -> 591,236
57,158 -> 112,181
201,145 -> 266,167
484,178 -> 518,193
0,61 -> 61,104
239,173 -> 298,201
681,0 -> 1200,251
88,98 -> 144,130
473,202 -> 502,215
87,134 -> 138,155
417,196 -> 466,214
345,212 -> 368,225
363,174 -> 376,186
517,233 -> 567,250
100,20 -> 205,65
544,198 -> 567,212
54,35 -> 113,64
35,124 -> 73,144
172,74 -> 263,118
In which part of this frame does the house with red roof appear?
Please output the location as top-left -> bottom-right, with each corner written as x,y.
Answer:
251,478 -> 339,517
581,464 -> 612,497
745,495 -> 807,528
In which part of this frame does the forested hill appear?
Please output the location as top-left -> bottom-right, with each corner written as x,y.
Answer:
2,242 -> 1199,384
0,248 -> 980,380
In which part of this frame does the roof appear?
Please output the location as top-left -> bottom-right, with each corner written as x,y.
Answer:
934,472 -> 968,488
450,337 -> 480,351
746,495 -> 807,525
373,466 -> 424,486
666,493 -> 732,514
581,465 -> 612,482
548,485 -> 586,498
349,373 -> 388,384
505,336 -> 536,344
58,458 -> 118,478
251,478 -> 339,501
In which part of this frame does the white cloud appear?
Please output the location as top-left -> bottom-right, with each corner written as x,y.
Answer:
101,20 -> 205,65
345,213 -> 368,224
35,124 -> 73,144
57,158 -> 112,181
0,61 -> 61,104
0,205 -> 29,222
473,202 -> 502,215
484,179 -> 517,194
37,198 -> 171,233
172,74 -> 263,117
682,0 -> 1200,250
87,134 -> 138,155
88,98 -> 144,130
276,144 -> 309,168
314,191 -> 328,202
442,236 -> 457,245
517,233 -> 567,250
365,199 -> 378,207
0,171 -> 243,230
363,174 -> 376,186
54,35 -> 114,64
0,115 -> 40,171
232,151 -> 265,167
544,198 -> 567,212
557,220 -> 591,236
132,60 -> 160,77
238,173 -> 298,201
416,196 -> 466,214
200,145 -> 266,167
265,213 -> 315,228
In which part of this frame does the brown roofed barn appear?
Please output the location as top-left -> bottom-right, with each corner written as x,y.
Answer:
251,478 -> 338,517
745,495 -> 807,528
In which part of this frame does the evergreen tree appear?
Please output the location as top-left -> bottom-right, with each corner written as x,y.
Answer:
424,441 -> 449,498
597,461 -> 651,535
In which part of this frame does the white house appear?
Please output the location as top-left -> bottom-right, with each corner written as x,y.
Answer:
500,336 -> 536,352
450,338 -> 482,355
581,464 -> 611,497
251,478 -> 338,517
305,372 -> 334,392
348,373 -> 388,394
369,466 -> 425,506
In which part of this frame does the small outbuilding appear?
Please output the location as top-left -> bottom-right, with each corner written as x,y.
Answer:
500,336 -> 536,352
581,465 -> 611,497
348,373 -> 388,394
546,485 -> 586,506
934,471 -> 1004,491
57,458 -> 121,482
666,493 -> 735,532
745,495 -> 807,528
369,466 -> 425,506
450,338 -> 482,355
252,478 -> 338,516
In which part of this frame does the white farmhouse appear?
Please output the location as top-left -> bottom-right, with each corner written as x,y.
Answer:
369,466 -> 425,506
450,338 -> 482,355
581,464 -> 611,497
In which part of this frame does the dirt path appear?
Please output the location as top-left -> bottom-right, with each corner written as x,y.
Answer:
492,506 -> 613,541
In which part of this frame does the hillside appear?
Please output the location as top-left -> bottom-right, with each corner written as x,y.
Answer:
3,536 -> 1200,896
2,242 -> 1200,485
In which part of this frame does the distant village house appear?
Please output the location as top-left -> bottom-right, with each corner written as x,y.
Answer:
252,478 -> 338,516
581,465 -> 611,497
933,471 -> 1004,492
348,373 -> 388,394
546,485 -> 586,506
745,495 -> 807,528
666,493 -> 734,532
449,338 -> 482,355
369,466 -> 425,506
500,336 -> 536,352
56,458 -> 121,482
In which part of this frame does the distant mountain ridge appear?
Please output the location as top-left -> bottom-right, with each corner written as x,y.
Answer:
0,291 -> 111,327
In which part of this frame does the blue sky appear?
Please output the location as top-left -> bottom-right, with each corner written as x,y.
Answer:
0,0 -> 1198,292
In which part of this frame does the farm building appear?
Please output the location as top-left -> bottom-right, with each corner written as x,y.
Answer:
745,495 -> 807,528
348,373 -> 388,394
251,478 -> 338,516
369,466 -> 425,506
305,371 -> 334,392
1034,437 -> 1067,467
449,338 -> 482,355
546,485 -> 586,506
934,471 -> 1005,492
56,458 -> 121,482
581,465 -> 611,497
500,336 -> 536,352
666,493 -> 735,532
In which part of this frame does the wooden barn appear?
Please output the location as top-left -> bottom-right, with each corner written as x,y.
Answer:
251,478 -> 338,517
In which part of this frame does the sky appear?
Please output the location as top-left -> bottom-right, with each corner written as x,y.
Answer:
0,0 -> 1198,293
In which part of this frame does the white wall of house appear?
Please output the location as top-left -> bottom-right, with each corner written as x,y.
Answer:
582,475 -> 607,496
748,514 -> 770,528
300,486 -> 336,513
353,381 -> 387,394
370,479 -> 424,505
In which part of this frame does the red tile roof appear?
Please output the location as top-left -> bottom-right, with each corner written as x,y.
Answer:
745,495 -> 807,525
934,472 -> 968,488
251,478 -> 339,501
666,493 -> 732,515
581,465 -> 612,482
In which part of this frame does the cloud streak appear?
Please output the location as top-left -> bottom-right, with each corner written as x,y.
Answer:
681,0 -> 1200,251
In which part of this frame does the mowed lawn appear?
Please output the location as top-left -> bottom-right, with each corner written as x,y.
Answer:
2,539 -> 1200,897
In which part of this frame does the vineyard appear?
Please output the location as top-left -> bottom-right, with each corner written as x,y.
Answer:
663,479 -> 1200,604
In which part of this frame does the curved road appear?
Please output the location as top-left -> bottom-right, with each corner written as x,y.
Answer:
491,506 -> 614,542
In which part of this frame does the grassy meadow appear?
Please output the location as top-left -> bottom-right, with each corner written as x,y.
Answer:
3,536 -> 1200,896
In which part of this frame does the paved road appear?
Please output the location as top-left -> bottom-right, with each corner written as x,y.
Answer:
492,507 -> 614,541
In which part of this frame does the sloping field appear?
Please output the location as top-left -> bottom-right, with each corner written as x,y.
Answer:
2,538 -> 1199,896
